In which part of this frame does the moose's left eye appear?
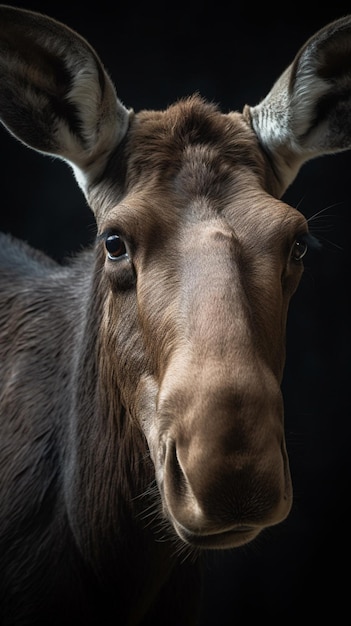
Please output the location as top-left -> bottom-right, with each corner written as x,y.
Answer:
291,237 -> 308,262
105,234 -> 128,261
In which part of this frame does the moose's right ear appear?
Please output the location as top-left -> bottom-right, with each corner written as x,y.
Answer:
245,15 -> 351,197
0,5 -> 131,195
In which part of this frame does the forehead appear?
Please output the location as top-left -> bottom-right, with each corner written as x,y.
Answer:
99,94 -> 306,236
125,94 -> 270,195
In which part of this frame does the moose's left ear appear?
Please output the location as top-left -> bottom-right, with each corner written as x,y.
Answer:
245,16 -> 351,196
0,5 -> 131,195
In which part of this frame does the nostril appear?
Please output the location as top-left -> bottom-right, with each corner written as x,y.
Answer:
165,439 -> 187,499
162,438 -> 206,531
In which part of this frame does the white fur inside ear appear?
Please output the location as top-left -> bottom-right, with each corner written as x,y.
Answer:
290,53 -> 330,140
63,60 -> 131,194
67,60 -> 129,152
250,56 -> 330,161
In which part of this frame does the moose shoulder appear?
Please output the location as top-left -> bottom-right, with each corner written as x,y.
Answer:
0,6 -> 350,625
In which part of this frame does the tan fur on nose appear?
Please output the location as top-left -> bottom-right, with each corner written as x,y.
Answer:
156,356 -> 290,548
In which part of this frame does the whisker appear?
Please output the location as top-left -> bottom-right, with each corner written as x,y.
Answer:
306,201 -> 344,223
303,202 -> 345,253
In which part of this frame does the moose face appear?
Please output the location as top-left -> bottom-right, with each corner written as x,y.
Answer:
95,101 -> 309,548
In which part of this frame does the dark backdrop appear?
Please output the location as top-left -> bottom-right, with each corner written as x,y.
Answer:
1,2 -> 350,624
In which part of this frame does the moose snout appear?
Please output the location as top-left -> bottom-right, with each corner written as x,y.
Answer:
156,370 -> 292,549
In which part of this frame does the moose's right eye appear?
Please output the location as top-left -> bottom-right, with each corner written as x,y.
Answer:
105,234 -> 128,261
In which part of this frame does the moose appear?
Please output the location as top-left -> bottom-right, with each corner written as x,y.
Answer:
0,5 -> 350,625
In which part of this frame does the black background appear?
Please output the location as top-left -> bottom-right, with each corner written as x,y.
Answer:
1,2 -> 350,624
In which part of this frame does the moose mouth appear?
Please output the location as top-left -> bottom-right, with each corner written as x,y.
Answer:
172,521 -> 261,550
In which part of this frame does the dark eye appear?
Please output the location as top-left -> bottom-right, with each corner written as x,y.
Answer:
105,233 -> 128,261
291,237 -> 308,262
